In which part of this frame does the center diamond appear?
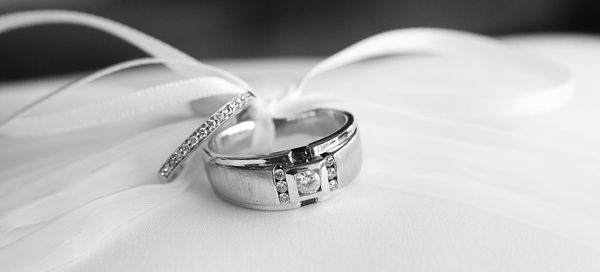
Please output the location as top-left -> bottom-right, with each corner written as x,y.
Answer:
294,169 -> 322,195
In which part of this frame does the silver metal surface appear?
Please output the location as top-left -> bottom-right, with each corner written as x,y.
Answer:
202,109 -> 362,210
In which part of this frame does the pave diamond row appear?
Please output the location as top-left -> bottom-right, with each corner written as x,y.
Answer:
273,167 -> 290,204
158,91 -> 255,182
324,154 -> 339,190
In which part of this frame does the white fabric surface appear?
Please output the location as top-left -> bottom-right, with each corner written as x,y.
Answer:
2,10 -> 600,272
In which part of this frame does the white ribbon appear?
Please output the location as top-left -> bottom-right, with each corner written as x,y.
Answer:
0,11 -> 574,136
0,10 -> 253,136
0,10 -> 577,271
282,28 -> 573,117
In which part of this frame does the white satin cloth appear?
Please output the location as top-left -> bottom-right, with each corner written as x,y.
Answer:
1,10 -> 600,271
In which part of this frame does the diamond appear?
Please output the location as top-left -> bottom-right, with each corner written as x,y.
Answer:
215,113 -> 225,122
174,148 -> 187,161
327,167 -> 337,180
276,181 -> 288,193
279,193 -> 290,204
181,145 -> 190,155
187,135 -> 199,148
206,119 -> 217,130
241,93 -> 252,103
169,154 -> 179,165
160,164 -> 171,175
221,107 -> 232,116
228,103 -> 237,111
197,127 -> 207,138
324,155 -> 335,167
274,168 -> 285,180
174,150 -> 184,161
233,98 -> 242,108
329,179 -> 338,188
295,170 -> 321,195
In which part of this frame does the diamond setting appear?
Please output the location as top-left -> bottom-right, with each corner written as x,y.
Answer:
215,113 -> 225,122
330,179 -> 338,188
327,167 -> 337,180
187,135 -> 199,147
270,153 -> 341,204
324,153 -> 339,190
274,169 -> 285,180
295,169 -> 322,195
276,181 -> 288,193
157,92 -> 255,182
206,119 -> 217,130
278,193 -> 290,204
272,166 -> 290,204
325,155 -> 335,167
197,127 -> 207,138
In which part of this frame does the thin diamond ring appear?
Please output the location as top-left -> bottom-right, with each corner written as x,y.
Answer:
157,91 -> 255,182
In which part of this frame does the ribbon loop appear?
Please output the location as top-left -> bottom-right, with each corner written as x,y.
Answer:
0,10 -> 253,137
283,28 -> 573,118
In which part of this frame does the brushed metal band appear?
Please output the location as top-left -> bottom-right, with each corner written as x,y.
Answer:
202,109 -> 362,210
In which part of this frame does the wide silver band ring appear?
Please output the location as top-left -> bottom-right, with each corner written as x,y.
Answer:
202,109 -> 362,210
157,91 -> 255,182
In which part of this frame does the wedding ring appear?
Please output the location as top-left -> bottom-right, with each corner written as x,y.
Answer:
202,109 -> 362,210
157,91 -> 255,182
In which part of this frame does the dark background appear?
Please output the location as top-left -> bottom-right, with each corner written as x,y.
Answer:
0,0 -> 598,81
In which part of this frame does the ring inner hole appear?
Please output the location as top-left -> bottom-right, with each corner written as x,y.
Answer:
211,111 -> 346,155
